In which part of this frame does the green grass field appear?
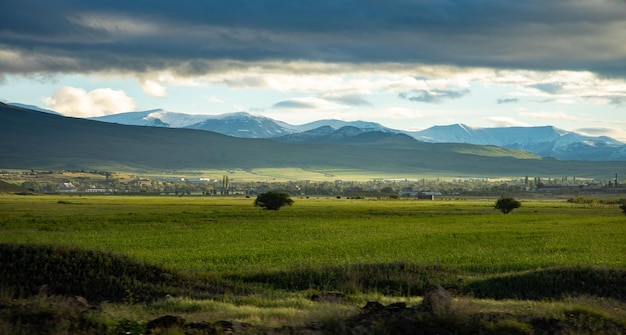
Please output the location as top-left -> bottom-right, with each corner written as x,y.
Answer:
1,194 -> 625,334
1,195 -> 624,273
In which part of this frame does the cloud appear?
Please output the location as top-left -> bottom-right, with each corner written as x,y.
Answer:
575,127 -> 626,142
271,97 -> 346,110
607,96 -> 626,105
2,1 -> 626,78
484,116 -> 531,127
272,100 -> 317,109
320,93 -> 372,107
384,107 -> 424,119
139,79 -> 168,97
496,98 -> 519,104
207,95 -> 224,104
528,82 -> 565,94
42,86 -> 136,117
520,111 -> 579,121
399,89 -> 469,103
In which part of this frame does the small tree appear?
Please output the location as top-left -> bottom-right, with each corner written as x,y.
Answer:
494,196 -> 521,214
254,191 -> 294,211
620,201 -> 626,216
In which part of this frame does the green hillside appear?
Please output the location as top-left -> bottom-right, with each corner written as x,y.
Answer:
0,103 -> 622,178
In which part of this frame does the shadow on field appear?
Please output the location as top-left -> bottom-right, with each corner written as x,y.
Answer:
464,266 -> 626,301
2,243 -> 625,304
227,262 -> 461,296
231,263 -> 626,301
0,243 -> 204,303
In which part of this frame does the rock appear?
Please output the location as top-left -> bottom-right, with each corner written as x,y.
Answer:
363,301 -> 384,312
421,284 -> 452,315
186,320 -> 216,333
68,295 -> 97,312
213,320 -> 252,333
305,321 -> 324,330
146,315 -> 185,334
384,302 -> 406,311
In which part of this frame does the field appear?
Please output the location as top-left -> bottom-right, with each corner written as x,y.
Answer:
1,194 -> 625,334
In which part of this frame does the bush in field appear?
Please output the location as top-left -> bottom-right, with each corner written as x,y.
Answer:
254,191 -> 294,210
494,197 -> 521,214
620,201 -> 626,216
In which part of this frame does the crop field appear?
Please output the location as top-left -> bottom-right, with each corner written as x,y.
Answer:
1,195 -> 624,273
1,194 -> 625,334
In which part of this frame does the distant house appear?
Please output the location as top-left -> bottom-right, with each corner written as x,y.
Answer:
58,182 -> 76,192
398,188 -> 441,200
129,178 -> 152,187
84,187 -> 118,193
417,191 -> 441,200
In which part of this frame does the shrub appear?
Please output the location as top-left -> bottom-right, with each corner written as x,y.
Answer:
253,191 -> 294,211
620,201 -> 626,216
494,197 -> 521,214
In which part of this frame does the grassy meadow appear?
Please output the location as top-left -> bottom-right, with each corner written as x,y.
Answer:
1,194 -> 625,334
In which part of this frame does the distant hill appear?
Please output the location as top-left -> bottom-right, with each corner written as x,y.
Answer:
82,106 -> 626,161
293,119 -> 392,132
274,126 -> 444,148
273,126 -> 378,144
2,103 -> 625,178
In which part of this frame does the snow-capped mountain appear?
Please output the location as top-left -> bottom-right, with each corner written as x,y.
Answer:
409,124 -> 625,161
90,110 -> 208,128
9,103 -> 62,115
89,109 -> 392,138
184,112 -> 295,138
13,104 -> 626,161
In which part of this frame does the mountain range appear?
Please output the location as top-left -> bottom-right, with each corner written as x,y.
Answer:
1,102 -> 624,179
87,108 -> 626,161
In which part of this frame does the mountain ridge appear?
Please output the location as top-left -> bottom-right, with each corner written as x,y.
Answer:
5,102 -> 626,179
11,104 -> 626,161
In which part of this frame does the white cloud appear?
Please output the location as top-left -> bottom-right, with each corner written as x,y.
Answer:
135,71 -> 203,97
271,97 -> 347,111
207,95 -> 224,104
384,107 -> 424,119
484,116 -> 531,127
139,79 -> 168,97
576,127 -> 626,142
42,86 -> 136,117
520,111 -> 579,121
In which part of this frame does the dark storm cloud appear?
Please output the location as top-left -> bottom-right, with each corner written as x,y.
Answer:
1,0 -> 625,77
399,89 -> 470,104
497,98 -> 519,104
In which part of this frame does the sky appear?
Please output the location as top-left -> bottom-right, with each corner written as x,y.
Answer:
1,0 -> 626,140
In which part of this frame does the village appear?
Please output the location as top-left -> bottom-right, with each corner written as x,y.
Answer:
2,169 -> 624,198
